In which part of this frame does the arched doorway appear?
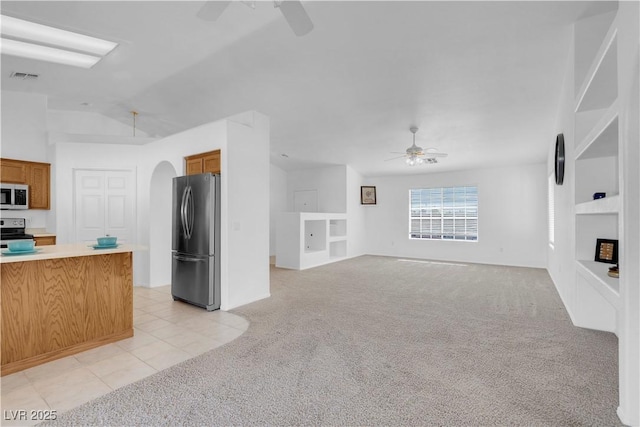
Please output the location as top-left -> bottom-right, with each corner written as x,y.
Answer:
149,161 -> 177,287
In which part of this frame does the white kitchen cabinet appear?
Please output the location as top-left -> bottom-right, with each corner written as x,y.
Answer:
276,212 -> 347,270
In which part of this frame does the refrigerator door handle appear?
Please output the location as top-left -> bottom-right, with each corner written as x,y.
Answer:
186,185 -> 195,239
180,185 -> 189,239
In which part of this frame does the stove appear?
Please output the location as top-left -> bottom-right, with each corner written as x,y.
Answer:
0,218 -> 33,248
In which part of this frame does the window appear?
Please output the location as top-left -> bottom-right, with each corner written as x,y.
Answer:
409,186 -> 478,241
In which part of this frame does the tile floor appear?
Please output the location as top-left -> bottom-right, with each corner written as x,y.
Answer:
0,285 -> 249,426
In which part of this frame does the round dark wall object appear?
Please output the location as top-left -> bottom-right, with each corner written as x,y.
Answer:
555,133 -> 565,185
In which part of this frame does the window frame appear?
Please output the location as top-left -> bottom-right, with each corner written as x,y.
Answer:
408,186 -> 478,242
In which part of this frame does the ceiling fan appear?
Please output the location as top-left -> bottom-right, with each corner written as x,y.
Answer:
386,127 -> 448,166
197,0 -> 314,37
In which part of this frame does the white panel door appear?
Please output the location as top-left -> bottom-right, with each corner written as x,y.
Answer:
75,169 -> 135,243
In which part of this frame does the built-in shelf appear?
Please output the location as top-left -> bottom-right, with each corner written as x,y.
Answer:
329,240 -> 347,259
276,212 -> 348,270
574,106 -> 619,205
329,219 -> 347,238
575,214 -> 618,261
569,4 -> 640,423
576,260 -> 620,309
572,9 -> 621,336
575,102 -> 619,160
303,248 -> 324,254
575,25 -> 618,113
575,194 -> 620,215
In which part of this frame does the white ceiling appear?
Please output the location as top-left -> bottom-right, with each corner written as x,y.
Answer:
0,1 -> 617,176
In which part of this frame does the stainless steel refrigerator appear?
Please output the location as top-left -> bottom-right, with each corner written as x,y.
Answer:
171,173 -> 221,311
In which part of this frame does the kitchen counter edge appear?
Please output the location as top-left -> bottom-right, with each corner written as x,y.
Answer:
0,243 -> 146,264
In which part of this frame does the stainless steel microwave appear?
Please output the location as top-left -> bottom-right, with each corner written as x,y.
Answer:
0,183 -> 29,210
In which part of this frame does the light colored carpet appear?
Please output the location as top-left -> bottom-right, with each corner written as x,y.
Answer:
48,256 -> 620,426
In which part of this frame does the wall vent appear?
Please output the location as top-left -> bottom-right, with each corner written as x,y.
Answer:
10,72 -> 39,80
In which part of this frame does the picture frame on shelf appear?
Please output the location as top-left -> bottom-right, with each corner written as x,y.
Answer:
361,186 -> 376,205
595,238 -> 618,264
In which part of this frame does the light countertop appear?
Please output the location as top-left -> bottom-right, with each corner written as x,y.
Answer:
0,243 -> 145,264
25,228 -> 56,238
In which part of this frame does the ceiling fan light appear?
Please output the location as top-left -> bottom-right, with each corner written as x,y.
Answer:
416,157 -> 424,165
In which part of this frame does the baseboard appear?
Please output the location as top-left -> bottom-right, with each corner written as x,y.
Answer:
546,268 -> 578,326
616,406 -> 640,426
1,329 -> 133,376
222,292 -> 271,311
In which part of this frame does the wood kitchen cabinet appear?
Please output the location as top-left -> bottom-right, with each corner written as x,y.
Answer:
34,236 -> 56,246
0,158 -> 27,183
27,162 -> 50,209
1,250 -> 133,375
185,150 -> 221,175
0,158 -> 51,210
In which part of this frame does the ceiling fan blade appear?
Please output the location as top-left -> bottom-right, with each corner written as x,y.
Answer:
424,149 -> 448,158
277,0 -> 314,36
197,0 -> 232,21
385,155 -> 407,162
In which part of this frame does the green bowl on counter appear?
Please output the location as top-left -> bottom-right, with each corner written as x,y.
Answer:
97,236 -> 117,246
7,240 -> 35,252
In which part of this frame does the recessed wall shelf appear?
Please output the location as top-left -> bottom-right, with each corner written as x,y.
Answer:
575,194 -> 620,215
576,260 -> 620,308
575,25 -> 618,113
575,102 -> 619,160
572,8 -> 621,336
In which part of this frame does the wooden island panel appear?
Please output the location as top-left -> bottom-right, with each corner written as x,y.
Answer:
1,252 -> 133,376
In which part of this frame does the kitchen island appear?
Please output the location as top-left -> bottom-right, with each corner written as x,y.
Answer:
1,243 -> 138,376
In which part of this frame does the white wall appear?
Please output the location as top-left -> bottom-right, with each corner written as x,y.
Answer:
1,92 -> 48,162
148,161 -> 177,287
364,164 -> 547,268
0,91 -> 51,230
270,164 -> 287,255
345,165 -> 367,258
286,165 -> 347,213
48,110 -> 149,137
547,36 -> 577,321
224,112 -> 271,308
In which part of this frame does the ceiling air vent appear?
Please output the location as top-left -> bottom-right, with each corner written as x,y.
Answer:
9,71 -> 39,80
